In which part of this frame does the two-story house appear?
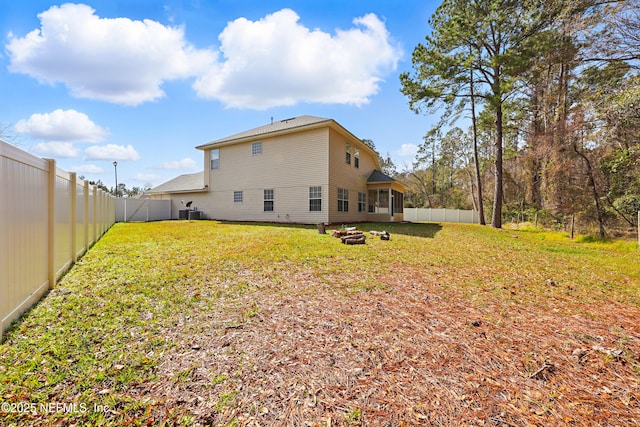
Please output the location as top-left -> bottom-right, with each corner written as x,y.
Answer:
147,115 -> 406,224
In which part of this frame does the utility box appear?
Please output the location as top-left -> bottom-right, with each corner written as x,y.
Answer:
178,209 -> 188,220
188,210 -> 201,220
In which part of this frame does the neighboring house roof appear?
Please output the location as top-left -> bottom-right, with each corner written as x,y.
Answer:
146,171 -> 205,194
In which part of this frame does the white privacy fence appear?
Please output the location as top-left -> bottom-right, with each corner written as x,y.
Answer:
1,140 -> 115,339
115,198 -> 171,222
404,208 -> 479,224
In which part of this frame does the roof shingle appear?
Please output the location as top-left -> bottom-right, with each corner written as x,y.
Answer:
196,115 -> 331,149
146,171 -> 205,194
367,170 -> 397,183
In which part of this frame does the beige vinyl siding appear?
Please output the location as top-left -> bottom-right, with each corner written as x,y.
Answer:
206,127 -> 329,223
327,128 -> 378,223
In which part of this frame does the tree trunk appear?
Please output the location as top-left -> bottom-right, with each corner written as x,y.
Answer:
574,144 -> 606,238
492,103 -> 504,228
410,171 -> 432,208
470,61 -> 486,225
527,81 -> 545,208
431,142 -> 437,197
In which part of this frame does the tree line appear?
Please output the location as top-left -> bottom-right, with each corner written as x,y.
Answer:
79,177 -> 149,198
399,0 -> 640,236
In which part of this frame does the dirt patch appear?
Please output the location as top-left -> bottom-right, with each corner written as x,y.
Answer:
134,267 -> 640,426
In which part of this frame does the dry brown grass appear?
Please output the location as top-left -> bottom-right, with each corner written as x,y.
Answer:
139,266 -> 640,426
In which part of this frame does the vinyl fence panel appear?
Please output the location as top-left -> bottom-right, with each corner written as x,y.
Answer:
54,169 -> 73,279
75,178 -> 86,260
0,143 -> 49,340
1,140 -> 115,339
115,198 -> 171,222
404,208 -> 478,224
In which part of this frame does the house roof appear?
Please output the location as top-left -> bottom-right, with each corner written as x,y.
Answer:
367,170 -> 396,183
367,170 -> 408,190
197,115 -> 346,149
197,115 -> 331,149
146,171 -> 205,194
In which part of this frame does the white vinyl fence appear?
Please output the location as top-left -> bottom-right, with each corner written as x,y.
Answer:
115,198 -> 171,222
404,208 -> 479,224
1,140 -> 115,339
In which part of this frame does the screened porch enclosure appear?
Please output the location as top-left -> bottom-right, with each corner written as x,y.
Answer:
367,187 -> 404,221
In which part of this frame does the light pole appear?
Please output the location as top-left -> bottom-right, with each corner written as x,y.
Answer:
113,161 -> 118,197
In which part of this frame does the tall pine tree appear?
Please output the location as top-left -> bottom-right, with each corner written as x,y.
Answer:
401,0 -> 582,228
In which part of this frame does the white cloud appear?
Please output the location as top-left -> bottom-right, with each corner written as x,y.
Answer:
193,9 -> 402,109
32,141 -> 78,158
6,5 -> 401,109
157,157 -> 198,170
15,109 -> 108,142
134,173 -> 163,183
74,164 -> 104,174
85,144 -> 140,161
6,4 -> 214,106
396,143 -> 419,158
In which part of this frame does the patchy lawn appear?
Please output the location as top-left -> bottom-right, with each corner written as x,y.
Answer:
1,221 -> 639,426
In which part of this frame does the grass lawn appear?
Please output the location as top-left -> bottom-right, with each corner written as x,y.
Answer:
1,220 -> 639,426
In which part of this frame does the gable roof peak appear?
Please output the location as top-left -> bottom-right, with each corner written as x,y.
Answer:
146,171 -> 205,194
197,115 -> 332,149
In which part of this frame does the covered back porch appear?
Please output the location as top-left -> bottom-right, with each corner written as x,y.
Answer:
366,170 -> 407,222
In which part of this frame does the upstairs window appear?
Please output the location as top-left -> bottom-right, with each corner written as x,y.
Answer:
345,143 -> 351,164
309,186 -> 322,212
252,141 -> 262,155
264,189 -> 274,211
354,148 -> 360,168
233,191 -> 243,203
210,149 -> 219,169
338,188 -> 349,212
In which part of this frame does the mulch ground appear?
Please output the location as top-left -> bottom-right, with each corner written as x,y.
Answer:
131,265 -> 640,426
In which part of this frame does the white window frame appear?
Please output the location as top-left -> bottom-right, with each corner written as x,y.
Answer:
338,188 -> 349,212
210,149 -> 220,169
358,192 -> 366,213
233,191 -> 243,203
345,143 -> 351,165
252,141 -> 262,155
264,189 -> 274,212
309,186 -> 322,212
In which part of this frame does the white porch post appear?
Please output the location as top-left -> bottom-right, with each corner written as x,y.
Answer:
389,188 -> 394,222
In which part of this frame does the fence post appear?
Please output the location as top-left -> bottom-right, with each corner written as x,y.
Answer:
84,180 -> 89,252
47,159 -> 56,290
70,172 -> 77,263
91,186 -> 96,245
570,214 -> 575,239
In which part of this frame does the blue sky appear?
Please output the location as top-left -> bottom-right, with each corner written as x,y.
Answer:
1,1 -> 440,190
